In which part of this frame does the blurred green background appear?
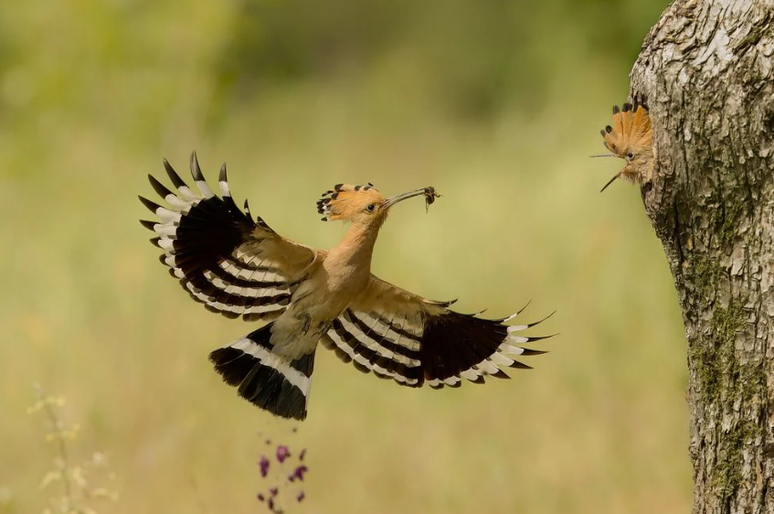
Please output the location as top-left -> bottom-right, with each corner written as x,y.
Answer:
0,0 -> 689,513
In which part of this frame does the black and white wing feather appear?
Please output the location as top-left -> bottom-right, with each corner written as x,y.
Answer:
321,276 -> 552,388
140,152 -> 319,321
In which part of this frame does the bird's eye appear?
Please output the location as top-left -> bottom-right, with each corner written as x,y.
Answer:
366,204 -> 375,212
626,152 -> 634,160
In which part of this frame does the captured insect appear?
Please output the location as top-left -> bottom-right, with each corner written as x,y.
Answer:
423,187 -> 441,212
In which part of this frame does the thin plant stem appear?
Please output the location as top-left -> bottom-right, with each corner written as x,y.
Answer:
39,391 -> 73,507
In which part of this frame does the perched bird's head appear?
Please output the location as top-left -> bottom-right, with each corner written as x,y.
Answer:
317,184 -> 438,225
595,102 -> 654,192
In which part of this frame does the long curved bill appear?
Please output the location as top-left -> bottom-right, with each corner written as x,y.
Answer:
590,153 -> 622,192
600,171 -> 623,193
384,187 -> 438,208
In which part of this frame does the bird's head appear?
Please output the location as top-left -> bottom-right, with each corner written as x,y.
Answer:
317,184 -> 438,225
595,102 -> 654,192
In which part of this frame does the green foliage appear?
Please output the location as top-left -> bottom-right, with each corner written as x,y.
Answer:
212,0 -> 665,122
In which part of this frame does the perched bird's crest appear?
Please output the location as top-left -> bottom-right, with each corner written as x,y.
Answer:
317,183 -> 385,222
596,102 -> 654,192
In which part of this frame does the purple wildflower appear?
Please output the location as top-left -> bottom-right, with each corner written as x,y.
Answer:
288,465 -> 308,483
259,456 -> 270,478
276,445 -> 290,463
256,436 -> 309,512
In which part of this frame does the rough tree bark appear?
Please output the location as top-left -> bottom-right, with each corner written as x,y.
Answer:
628,0 -> 774,512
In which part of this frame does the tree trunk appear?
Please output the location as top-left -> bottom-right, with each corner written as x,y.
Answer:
628,0 -> 774,512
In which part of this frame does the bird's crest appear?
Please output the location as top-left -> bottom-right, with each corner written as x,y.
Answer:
317,183 -> 385,221
596,102 -> 654,192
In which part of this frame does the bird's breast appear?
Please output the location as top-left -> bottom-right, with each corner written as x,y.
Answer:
269,264 -> 368,358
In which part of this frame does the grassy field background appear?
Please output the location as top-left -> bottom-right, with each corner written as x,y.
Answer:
0,1 -> 690,513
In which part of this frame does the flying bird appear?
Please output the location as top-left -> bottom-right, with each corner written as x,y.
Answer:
595,102 -> 654,192
139,153 -> 552,420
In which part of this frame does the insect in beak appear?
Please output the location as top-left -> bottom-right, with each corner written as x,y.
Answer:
384,187 -> 439,209
423,187 -> 441,212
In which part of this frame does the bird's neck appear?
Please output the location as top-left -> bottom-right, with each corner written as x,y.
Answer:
330,221 -> 383,269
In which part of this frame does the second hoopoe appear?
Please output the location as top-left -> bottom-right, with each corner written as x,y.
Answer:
140,153 -> 552,420
596,102 -> 653,192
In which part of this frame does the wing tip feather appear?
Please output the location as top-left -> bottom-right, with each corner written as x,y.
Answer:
138,195 -> 161,213
139,219 -> 157,231
148,174 -> 173,199
190,151 -> 205,181
163,158 -> 187,189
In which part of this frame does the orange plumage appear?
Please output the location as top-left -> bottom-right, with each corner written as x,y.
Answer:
317,183 -> 385,223
597,102 -> 654,192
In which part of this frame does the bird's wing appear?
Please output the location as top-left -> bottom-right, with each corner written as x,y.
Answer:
140,153 -> 320,321
321,275 -> 552,388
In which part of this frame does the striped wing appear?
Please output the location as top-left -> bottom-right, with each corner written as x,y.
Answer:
140,152 -> 319,321
321,276 -> 551,388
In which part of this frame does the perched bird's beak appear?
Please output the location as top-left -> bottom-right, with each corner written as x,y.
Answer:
599,171 -> 623,193
383,187 -> 433,209
591,153 -> 622,192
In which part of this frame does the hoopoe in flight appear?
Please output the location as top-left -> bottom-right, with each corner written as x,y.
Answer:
596,102 -> 653,192
140,153 -> 551,420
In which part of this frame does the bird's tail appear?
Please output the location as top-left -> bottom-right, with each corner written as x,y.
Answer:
209,323 -> 315,421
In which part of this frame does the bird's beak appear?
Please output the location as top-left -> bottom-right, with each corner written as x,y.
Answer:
590,153 -> 617,158
383,187 -> 431,209
599,171 -> 623,193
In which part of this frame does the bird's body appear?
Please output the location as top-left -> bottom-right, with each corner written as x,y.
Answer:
140,153 -> 550,420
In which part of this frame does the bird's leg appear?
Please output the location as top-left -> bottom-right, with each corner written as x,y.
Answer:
313,320 -> 332,338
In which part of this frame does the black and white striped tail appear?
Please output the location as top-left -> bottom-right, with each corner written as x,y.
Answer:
209,323 -> 315,421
